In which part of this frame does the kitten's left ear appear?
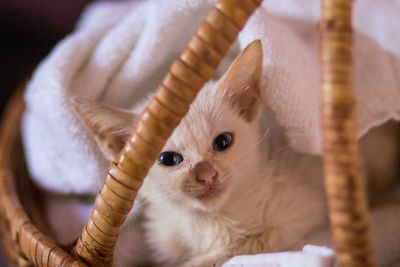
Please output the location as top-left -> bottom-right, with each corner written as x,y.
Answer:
217,40 -> 263,122
72,97 -> 139,160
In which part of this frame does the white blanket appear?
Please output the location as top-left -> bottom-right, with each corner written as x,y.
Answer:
22,0 -> 400,194
22,0 -> 400,266
223,245 -> 335,267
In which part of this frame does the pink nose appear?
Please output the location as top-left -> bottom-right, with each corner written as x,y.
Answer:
194,161 -> 218,186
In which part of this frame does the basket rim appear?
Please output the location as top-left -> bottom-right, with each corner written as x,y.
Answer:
0,86 -> 86,267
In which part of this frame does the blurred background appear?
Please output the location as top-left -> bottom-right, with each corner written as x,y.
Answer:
0,1 -> 94,264
0,0 -> 94,114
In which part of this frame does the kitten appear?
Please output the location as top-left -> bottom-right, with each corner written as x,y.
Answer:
74,40 -> 329,266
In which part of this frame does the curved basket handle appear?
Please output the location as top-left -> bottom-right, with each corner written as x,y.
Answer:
72,0 -> 263,265
320,0 -> 376,266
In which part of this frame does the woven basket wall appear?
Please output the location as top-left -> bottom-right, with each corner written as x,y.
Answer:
0,0 -> 376,266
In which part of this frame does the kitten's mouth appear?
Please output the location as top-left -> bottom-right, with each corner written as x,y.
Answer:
196,186 -> 224,200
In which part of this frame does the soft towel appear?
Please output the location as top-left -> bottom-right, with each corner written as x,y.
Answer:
22,0 -> 400,195
223,245 -> 335,267
23,0 -> 220,194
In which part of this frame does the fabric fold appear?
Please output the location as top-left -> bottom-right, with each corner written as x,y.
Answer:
23,0 -> 399,192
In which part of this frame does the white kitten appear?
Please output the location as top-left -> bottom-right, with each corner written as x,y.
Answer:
74,40 -> 329,266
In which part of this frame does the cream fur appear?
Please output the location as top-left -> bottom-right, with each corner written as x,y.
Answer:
110,41 -> 329,266
128,82 -> 327,266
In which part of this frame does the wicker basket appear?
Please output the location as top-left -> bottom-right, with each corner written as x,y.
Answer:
0,0 -> 376,266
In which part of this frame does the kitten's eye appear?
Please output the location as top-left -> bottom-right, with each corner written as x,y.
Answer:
212,132 -> 233,152
158,151 -> 184,166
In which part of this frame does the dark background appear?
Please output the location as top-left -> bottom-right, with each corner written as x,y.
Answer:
0,0 -> 93,115
0,1 -> 93,265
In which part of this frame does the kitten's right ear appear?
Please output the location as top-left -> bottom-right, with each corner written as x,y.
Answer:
217,40 -> 263,122
72,97 -> 139,161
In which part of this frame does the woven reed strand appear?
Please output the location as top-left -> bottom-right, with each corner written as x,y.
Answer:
73,0 -> 263,265
320,0 -> 376,266
0,88 -> 86,267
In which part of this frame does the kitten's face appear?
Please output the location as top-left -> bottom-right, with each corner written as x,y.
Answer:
143,83 -> 262,211
74,40 -> 263,212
